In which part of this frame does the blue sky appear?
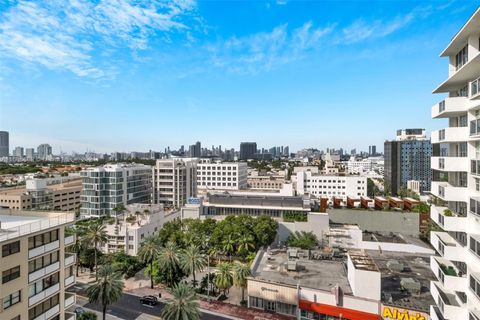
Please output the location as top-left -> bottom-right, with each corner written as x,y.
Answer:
0,0 -> 479,154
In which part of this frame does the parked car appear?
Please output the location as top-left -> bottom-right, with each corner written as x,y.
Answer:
140,295 -> 158,306
74,307 -> 85,315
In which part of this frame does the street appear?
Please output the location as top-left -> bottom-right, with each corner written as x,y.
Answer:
80,292 -> 235,320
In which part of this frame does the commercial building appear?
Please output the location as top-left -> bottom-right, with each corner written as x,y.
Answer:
240,142 -> 257,160
80,163 -> 152,217
0,131 -> 9,157
384,129 -> 432,195
25,148 -> 35,161
37,144 -> 52,161
196,160 -> 248,193
429,9 -> 480,320
101,204 -> 179,255
0,179 -> 82,211
13,147 -> 24,158
248,247 -> 434,320
0,209 -> 76,320
293,170 -> 367,201
152,158 -> 197,209
247,174 -> 286,190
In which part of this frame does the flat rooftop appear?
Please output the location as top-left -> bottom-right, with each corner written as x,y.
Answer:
367,250 -> 436,313
206,193 -> 309,209
251,249 -> 352,294
0,209 -> 75,242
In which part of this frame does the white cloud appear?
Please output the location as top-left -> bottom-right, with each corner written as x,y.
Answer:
0,0 -> 197,79
208,22 -> 334,74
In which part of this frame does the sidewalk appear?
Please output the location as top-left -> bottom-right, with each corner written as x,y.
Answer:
127,287 -> 293,320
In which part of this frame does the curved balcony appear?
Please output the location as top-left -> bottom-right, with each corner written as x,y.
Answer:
432,127 -> 469,144
431,157 -> 469,172
431,181 -> 468,203
432,97 -> 468,118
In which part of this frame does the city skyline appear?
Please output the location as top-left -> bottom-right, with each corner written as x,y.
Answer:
1,1 -> 479,152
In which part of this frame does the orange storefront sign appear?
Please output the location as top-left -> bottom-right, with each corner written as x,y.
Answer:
299,299 -> 381,320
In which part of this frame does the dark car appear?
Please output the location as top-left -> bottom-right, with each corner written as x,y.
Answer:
140,295 -> 158,306
74,307 -> 85,315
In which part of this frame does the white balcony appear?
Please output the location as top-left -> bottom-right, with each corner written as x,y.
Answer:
29,283 -> 60,306
33,304 -> 60,320
431,157 -> 469,172
429,305 -> 445,320
432,127 -> 469,144
431,231 -> 466,262
65,275 -> 75,288
434,52 -> 480,93
432,97 -> 468,118
64,293 -> 76,309
431,281 -> 468,319
430,206 -> 467,232
430,256 -> 467,292
28,261 -> 60,283
28,240 -> 60,259
64,234 -> 75,246
64,253 -> 76,267
431,181 -> 468,203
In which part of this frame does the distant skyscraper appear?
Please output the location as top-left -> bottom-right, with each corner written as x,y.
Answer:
240,142 -> 257,160
384,129 -> 431,195
284,146 -> 289,157
37,144 -> 52,160
188,141 -> 201,157
368,145 -> 377,156
25,148 -> 35,160
0,131 -> 8,157
13,147 -> 24,157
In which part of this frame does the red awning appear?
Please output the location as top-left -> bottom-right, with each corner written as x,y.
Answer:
299,300 -> 380,320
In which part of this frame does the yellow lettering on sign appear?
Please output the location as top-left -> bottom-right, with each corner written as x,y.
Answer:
381,306 -> 428,320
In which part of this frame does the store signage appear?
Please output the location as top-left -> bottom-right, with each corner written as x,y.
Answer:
381,305 -> 429,320
261,287 -> 279,293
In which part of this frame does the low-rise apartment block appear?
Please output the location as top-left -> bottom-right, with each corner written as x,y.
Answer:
196,160 -> 248,193
0,209 -> 76,320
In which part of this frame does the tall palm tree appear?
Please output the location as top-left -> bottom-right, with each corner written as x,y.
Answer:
83,222 -> 108,280
180,244 -> 206,287
236,233 -> 255,257
161,283 -> 200,320
233,262 -> 251,303
137,236 -> 162,289
68,229 -> 85,277
222,234 -> 235,262
86,265 -> 124,320
158,242 -> 180,287
214,262 -> 233,297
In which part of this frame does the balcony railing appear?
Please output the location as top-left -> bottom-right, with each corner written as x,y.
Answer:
64,253 -> 76,267
29,240 -> 60,259
64,234 -> 75,246
33,304 -> 60,320
29,261 -> 60,283
29,283 -> 60,306
65,275 -> 75,287
64,293 -> 75,309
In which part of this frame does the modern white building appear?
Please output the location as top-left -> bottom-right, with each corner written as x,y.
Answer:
101,204 -> 179,256
293,170 -> 367,201
429,8 -> 480,320
152,158 -> 198,209
80,163 -> 152,217
196,160 -> 248,193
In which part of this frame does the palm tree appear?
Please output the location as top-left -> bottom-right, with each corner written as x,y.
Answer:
233,262 -> 251,304
214,262 -> 233,297
161,283 -> 200,320
137,236 -> 162,289
112,203 -> 127,217
158,242 -> 180,287
222,234 -> 235,262
180,244 -> 206,287
86,265 -> 124,320
83,222 -> 108,280
236,233 -> 255,257
68,229 -> 85,277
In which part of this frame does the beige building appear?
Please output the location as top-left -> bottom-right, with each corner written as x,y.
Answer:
0,179 -> 81,212
0,209 -> 76,320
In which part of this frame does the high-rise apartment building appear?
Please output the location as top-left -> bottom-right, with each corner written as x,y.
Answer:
188,141 -> 201,158
80,163 -> 152,217
196,160 -> 248,193
152,158 -> 197,209
25,148 -> 35,161
429,9 -> 480,320
368,145 -> 377,156
239,142 -> 257,160
0,209 -> 76,320
37,144 -> 52,161
384,129 -> 431,195
13,147 -> 24,158
0,131 -> 9,157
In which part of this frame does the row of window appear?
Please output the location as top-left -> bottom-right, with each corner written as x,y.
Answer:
2,241 -> 20,257
3,290 -> 21,310
200,177 -> 237,181
198,171 -> 237,176
28,272 -> 59,298
28,294 -> 59,320
200,182 -> 238,187
29,251 -> 59,274
28,230 -> 59,250
2,266 -> 20,284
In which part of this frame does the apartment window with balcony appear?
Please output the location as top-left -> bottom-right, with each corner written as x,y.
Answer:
28,230 -> 59,250
470,275 -> 480,299
472,77 -> 480,97
2,241 -> 20,257
470,236 -> 480,258
2,266 -> 20,284
439,129 -> 445,141
456,45 -> 468,69
28,251 -> 59,273
439,158 -> 445,169
28,272 -> 59,297
439,100 -> 446,112
28,294 -> 59,320
3,290 -> 21,310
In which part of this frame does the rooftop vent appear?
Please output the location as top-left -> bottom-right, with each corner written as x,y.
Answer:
287,260 -> 298,271
387,259 -> 405,272
400,277 -> 421,295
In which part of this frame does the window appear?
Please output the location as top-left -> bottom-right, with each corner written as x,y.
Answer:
28,251 -> 59,273
2,241 -> 20,257
28,294 -> 59,320
471,275 -> 480,299
470,237 -> 480,258
2,266 -> 20,284
456,45 -> 468,69
3,290 -> 21,309
28,230 -> 59,249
